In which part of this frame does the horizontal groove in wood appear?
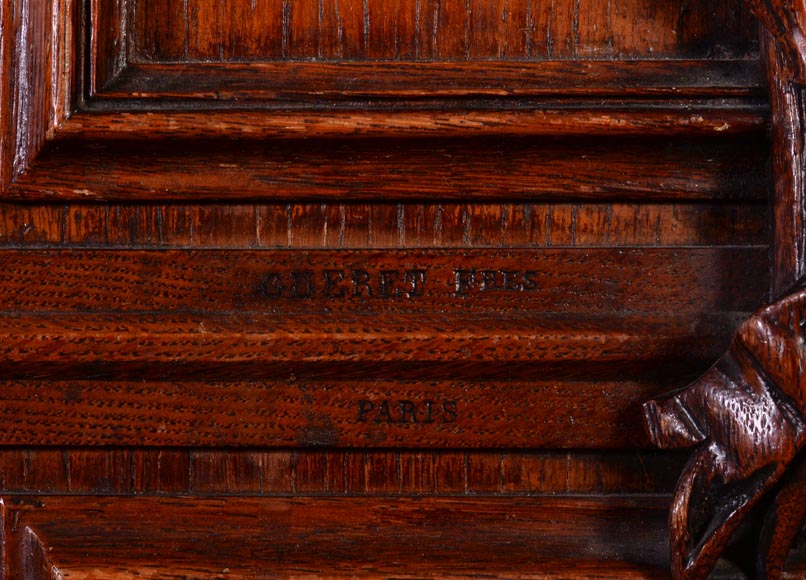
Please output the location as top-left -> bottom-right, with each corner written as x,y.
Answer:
9,136 -> 768,202
101,60 -> 766,100
0,378 -> 663,448
4,495 -> 799,578
0,248 -> 769,314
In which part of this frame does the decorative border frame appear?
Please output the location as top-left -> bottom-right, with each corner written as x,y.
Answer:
3,0 -> 804,576
0,0 -> 768,201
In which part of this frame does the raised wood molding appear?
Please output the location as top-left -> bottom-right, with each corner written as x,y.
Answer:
0,0 -> 768,201
0,0 -> 780,578
746,0 -> 806,295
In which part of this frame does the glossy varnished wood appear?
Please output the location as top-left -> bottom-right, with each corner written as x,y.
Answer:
0,203 -> 768,249
0,0 -> 767,202
0,449 -> 685,496
0,0 -> 777,578
5,495 -> 806,579
130,0 -> 758,62
641,0 -> 806,577
98,60 -> 766,101
0,311 -> 743,371
10,135 -> 768,202
1,496 -> 676,579
0,376 -> 697,448
645,289 -> 806,580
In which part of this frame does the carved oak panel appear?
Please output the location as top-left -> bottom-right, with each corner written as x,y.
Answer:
0,0 -> 787,578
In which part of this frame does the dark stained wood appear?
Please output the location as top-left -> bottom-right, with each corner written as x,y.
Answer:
0,448 -> 680,498
98,60 -> 766,100
766,36 -> 806,297
129,0 -> 758,62
0,378 -> 684,448
132,0 -> 189,61
61,104 -> 767,140
90,0 -> 127,94
310,201 -> 763,247
744,0 -> 806,82
3,495 -> 676,579
8,136 -> 768,202
2,0 -> 768,206
0,0 -> 79,192
1,0 -> 53,189
640,1 -> 806,578
0,248 -> 767,313
1,202 -> 766,249
644,289 -> 806,580
0,244 -> 763,449
5,494 -> 806,579
0,311 -> 741,381
758,452 -> 806,580
0,0 -> 780,578
739,0 -> 806,295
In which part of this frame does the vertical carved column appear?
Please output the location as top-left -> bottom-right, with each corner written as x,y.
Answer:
644,2 -> 806,579
745,0 -> 806,296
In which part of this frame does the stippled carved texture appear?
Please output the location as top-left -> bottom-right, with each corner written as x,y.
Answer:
645,290 -> 806,579
644,1 -> 806,577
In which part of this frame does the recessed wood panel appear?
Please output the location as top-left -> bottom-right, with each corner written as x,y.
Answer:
129,0 -> 759,62
3,496 -> 675,579
3,0 -> 768,204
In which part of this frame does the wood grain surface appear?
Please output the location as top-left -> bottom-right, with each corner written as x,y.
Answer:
0,244 -> 766,447
129,0 -> 759,62
98,60 -> 766,100
0,202 -> 770,249
639,1 -> 806,576
0,0 -> 778,577
10,135 -> 768,202
765,35 -> 806,296
4,495 -> 806,579
0,378 -> 665,448
644,289 -> 806,580
0,449 -> 686,495
2,496 -> 675,579
0,248 -> 768,312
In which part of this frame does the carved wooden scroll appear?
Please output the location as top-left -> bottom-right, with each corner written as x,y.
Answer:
644,1 -> 806,578
645,289 -> 806,579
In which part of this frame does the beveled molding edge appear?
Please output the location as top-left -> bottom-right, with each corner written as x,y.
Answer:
0,0 -> 769,201
644,4 -> 806,579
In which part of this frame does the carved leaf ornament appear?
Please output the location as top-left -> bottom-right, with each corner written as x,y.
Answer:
643,2 -> 806,578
